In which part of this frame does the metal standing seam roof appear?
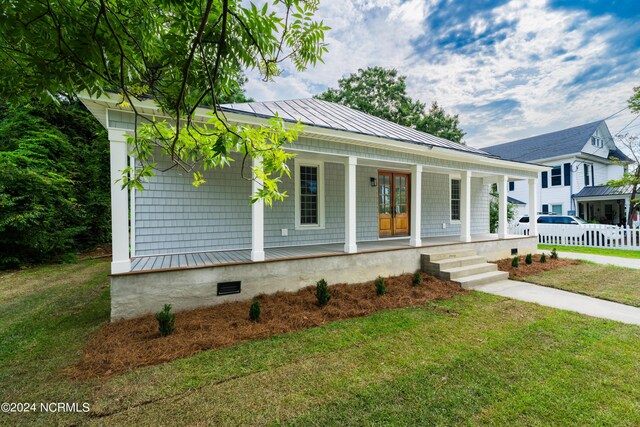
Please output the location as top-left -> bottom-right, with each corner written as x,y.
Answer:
482,120 -> 605,162
220,98 -> 490,156
507,196 -> 526,205
573,185 -> 633,198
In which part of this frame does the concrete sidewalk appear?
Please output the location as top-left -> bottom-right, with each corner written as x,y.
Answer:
536,250 -> 640,269
472,280 -> 640,326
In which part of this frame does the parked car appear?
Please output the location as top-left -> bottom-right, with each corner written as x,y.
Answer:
514,214 -> 622,244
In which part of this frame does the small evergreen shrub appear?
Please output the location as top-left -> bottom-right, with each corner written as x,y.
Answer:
61,252 -> 78,264
375,276 -> 387,296
525,253 -> 532,265
511,256 -> 519,268
540,253 -> 547,263
550,248 -> 558,259
316,279 -> 331,307
155,304 -> 175,337
412,271 -> 421,286
249,299 -> 261,322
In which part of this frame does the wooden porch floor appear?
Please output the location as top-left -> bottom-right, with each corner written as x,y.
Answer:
129,234 -> 505,273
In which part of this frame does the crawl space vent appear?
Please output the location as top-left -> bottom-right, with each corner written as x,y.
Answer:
511,248 -> 518,255
217,281 -> 241,296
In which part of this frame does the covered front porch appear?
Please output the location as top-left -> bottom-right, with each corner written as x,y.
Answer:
575,186 -> 635,226
108,134 -> 542,275
128,233 -> 524,273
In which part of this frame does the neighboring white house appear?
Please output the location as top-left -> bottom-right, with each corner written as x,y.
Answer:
484,121 -> 637,226
80,93 -> 545,319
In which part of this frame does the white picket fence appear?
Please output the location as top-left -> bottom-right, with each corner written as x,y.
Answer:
509,224 -> 640,250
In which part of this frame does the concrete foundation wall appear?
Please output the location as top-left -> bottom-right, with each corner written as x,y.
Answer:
111,236 -> 537,320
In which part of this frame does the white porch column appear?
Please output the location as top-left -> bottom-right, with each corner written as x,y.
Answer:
108,129 -> 131,274
460,170 -> 472,242
625,198 -> 632,226
410,164 -> 422,247
497,175 -> 508,238
344,156 -> 358,253
251,157 -> 265,261
528,178 -> 538,236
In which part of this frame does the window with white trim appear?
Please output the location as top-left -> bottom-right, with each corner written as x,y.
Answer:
295,161 -> 325,229
551,166 -> 562,186
551,204 -> 562,215
450,179 -> 461,221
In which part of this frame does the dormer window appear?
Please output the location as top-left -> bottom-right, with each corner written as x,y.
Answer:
591,136 -> 604,148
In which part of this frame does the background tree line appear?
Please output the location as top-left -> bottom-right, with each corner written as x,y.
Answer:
0,100 -> 111,268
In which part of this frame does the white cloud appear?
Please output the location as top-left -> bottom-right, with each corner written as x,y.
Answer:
244,0 -> 640,145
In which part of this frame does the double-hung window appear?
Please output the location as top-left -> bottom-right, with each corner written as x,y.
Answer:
584,163 -> 591,187
551,166 -> 562,186
295,161 -> 325,229
450,179 -> 461,221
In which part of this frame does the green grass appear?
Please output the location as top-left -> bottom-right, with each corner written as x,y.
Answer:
538,244 -> 640,259
2,260 -> 640,426
519,263 -> 640,308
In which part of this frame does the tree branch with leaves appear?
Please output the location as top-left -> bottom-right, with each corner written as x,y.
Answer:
0,0 -> 329,204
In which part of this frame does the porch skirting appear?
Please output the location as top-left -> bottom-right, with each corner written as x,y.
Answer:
110,236 -> 536,320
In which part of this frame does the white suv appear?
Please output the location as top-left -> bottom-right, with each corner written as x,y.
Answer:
516,214 -> 621,244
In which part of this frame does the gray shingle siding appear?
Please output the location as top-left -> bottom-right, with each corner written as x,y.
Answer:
421,172 -> 459,237
134,141 -> 495,255
356,166 -> 379,241
264,161 -> 345,246
135,156 -> 491,256
135,155 -> 252,256
471,178 -> 490,234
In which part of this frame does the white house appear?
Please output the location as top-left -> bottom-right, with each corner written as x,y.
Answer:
484,121 -> 637,226
80,93 -> 545,319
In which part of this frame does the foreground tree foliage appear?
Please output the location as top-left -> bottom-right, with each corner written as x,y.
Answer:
604,87 -> 640,226
316,67 -> 465,143
0,0 -> 329,203
489,184 -> 516,233
606,133 -> 639,226
0,101 -> 110,268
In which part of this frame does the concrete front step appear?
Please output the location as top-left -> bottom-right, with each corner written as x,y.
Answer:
422,255 -> 487,274
422,249 -> 477,263
457,271 -> 509,288
439,262 -> 498,280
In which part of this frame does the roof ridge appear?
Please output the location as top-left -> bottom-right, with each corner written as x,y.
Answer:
491,120 -> 604,147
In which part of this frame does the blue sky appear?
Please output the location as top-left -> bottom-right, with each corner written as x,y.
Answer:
245,0 -> 640,147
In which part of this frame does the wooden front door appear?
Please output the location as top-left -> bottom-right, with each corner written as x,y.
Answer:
378,172 -> 410,237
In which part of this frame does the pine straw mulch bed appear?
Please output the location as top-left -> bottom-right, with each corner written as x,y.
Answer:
70,273 -> 465,379
495,254 -> 581,280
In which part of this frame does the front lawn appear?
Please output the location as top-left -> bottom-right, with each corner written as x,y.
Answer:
515,262 -> 640,308
2,260 -> 640,426
538,244 -> 640,259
